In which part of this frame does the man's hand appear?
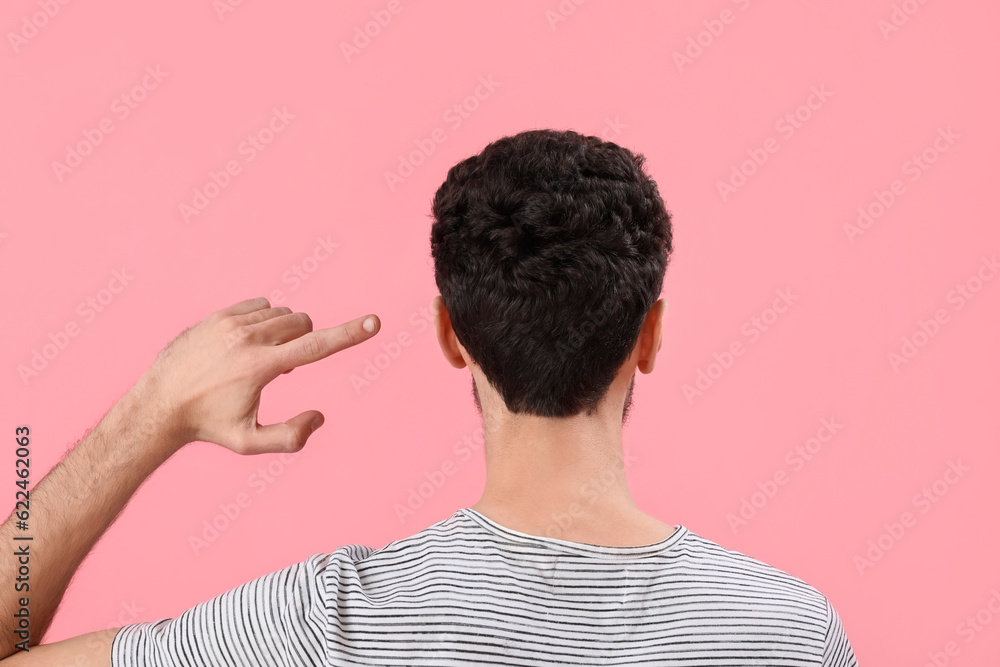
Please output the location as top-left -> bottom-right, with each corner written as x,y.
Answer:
132,296 -> 380,455
0,297 -> 380,661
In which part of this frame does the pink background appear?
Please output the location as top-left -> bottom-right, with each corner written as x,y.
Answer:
3,1 -> 999,663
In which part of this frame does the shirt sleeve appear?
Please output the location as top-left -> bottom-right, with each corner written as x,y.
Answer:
821,596 -> 860,667
110,553 -> 333,667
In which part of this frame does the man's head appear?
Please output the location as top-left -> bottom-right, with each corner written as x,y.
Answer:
429,129 -> 673,419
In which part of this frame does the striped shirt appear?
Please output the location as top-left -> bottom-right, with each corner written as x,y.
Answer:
112,508 -> 859,666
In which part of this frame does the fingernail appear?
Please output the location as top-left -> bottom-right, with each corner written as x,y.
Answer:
310,416 -> 324,432
363,316 -> 375,333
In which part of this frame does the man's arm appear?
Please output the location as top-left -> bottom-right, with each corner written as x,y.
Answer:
0,297 -> 380,664
0,388 -> 181,661
0,629 -> 118,666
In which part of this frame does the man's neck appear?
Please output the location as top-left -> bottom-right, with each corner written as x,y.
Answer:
469,408 -> 676,548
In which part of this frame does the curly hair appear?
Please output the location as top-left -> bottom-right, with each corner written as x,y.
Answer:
429,129 -> 673,417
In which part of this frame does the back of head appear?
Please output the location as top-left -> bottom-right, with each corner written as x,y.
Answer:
430,129 -> 673,418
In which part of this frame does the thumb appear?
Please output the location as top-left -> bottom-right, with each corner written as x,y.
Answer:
242,410 -> 324,454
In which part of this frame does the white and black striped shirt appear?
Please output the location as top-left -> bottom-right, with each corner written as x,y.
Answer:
112,508 -> 859,665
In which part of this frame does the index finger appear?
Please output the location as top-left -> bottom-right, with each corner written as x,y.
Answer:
273,313 -> 380,371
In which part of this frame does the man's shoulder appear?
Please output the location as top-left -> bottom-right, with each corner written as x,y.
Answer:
676,526 -> 834,615
315,510 -> 473,569
362,510 -> 475,559
672,528 -> 856,662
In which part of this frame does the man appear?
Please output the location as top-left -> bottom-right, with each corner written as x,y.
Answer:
1,130 -> 859,665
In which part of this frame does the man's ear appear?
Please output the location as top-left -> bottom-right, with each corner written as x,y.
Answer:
636,298 -> 666,374
433,295 -> 467,369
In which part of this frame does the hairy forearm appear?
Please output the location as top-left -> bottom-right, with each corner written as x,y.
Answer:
0,381 -> 183,659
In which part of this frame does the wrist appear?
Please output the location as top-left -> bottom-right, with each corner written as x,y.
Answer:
117,375 -> 192,458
